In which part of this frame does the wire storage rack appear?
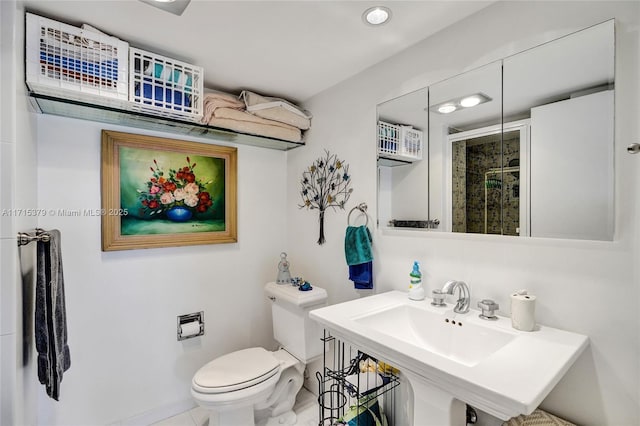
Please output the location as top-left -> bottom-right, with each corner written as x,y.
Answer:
317,330 -> 400,425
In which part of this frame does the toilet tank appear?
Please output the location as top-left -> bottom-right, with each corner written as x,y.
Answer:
264,282 -> 328,363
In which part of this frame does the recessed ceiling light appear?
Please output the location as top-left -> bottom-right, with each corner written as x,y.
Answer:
363,6 -> 392,26
153,0 -> 176,3
438,104 -> 457,114
430,93 -> 492,114
460,95 -> 482,108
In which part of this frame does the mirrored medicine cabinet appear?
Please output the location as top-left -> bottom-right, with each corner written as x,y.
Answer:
377,19 -> 615,241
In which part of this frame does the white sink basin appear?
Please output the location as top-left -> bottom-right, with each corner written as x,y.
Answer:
310,291 -> 588,425
354,304 -> 516,367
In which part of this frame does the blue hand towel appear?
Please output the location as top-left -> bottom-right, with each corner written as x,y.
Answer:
344,225 -> 373,266
345,225 -> 373,289
349,262 -> 373,289
137,80 -> 191,110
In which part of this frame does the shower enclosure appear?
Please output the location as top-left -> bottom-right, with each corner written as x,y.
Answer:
447,122 -> 529,236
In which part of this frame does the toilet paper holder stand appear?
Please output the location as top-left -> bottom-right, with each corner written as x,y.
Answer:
177,311 -> 205,341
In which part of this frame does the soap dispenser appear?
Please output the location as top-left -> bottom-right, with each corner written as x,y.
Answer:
408,261 -> 425,300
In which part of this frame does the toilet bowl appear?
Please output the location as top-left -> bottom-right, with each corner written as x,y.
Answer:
191,282 -> 328,426
191,347 -> 304,425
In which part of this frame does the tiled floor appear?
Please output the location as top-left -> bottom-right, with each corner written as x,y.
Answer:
150,406 -> 207,426
151,389 -> 319,426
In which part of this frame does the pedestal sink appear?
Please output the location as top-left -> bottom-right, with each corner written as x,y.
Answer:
309,291 -> 588,425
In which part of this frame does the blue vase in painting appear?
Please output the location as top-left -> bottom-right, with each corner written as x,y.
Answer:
166,206 -> 193,222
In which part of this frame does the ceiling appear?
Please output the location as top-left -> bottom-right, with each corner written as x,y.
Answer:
22,0 -> 494,104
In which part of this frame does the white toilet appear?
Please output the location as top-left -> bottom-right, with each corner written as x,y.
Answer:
191,282 -> 328,426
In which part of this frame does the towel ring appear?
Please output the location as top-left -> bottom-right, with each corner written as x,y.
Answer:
348,203 -> 368,227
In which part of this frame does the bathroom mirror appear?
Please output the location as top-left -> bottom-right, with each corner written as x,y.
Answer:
377,88 -> 429,228
428,61 -> 503,234
379,20 -> 615,240
503,20 -> 614,240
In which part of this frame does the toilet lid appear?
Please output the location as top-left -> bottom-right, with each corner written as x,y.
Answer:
193,347 -> 280,393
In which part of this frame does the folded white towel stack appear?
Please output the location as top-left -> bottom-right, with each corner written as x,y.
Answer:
241,90 -> 312,130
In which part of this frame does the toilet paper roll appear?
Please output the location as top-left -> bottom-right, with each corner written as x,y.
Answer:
511,290 -> 536,331
180,321 -> 202,338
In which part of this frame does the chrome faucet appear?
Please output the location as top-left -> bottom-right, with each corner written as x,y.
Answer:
441,280 -> 471,314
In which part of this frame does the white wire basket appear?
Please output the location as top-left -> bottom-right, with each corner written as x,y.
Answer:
129,47 -> 203,121
25,13 -> 129,101
377,121 -> 423,161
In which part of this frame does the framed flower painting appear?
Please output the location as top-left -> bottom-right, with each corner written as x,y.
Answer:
101,130 -> 237,251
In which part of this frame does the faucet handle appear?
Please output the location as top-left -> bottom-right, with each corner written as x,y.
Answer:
431,289 -> 447,307
478,299 -> 499,320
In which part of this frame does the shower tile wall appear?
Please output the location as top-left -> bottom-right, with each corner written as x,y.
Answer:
452,141 -> 467,233
501,134 -> 520,236
467,141 -> 496,233
452,133 -> 520,235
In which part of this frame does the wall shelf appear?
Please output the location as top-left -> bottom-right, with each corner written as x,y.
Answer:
377,155 -> 415,167
27,92 -> 306,151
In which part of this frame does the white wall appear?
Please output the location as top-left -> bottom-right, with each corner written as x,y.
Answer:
1,0 -> 39,425
35,115 -> 286,425
290,2 -> 639,425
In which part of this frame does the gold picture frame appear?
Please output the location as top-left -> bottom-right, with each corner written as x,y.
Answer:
101,130 -> 237,251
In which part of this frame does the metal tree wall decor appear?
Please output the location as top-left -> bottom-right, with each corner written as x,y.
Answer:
299,150 -> 352,245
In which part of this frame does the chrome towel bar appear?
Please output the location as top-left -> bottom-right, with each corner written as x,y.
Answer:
17,228 -> 50,247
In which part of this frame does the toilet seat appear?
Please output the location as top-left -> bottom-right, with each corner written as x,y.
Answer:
192,347 -> 281,395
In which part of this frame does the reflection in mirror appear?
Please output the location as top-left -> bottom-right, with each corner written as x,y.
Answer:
376,20 -> 614,240
428,61 -> 502,233
503,20 -> 614,240
451,127 -> 527,236
428,20 -> 613,239
377,88 -> 429,229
